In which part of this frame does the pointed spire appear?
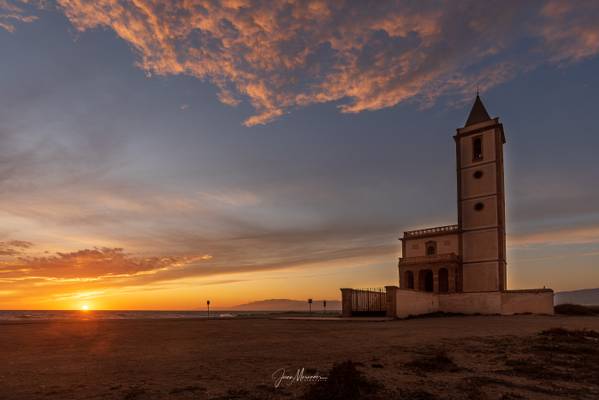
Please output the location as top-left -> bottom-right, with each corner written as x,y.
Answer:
465,94 -> 491,126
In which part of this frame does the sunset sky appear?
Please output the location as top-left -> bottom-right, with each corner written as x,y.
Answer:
1,1 -> 598,310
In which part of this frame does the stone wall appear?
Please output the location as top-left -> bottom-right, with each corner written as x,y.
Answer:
390,288 -> 554,318
342,287 -> 554,318
439,291 -> 502,314
395,289 -> 438,318
340,288 -> 353,317
501,289 -> 554,315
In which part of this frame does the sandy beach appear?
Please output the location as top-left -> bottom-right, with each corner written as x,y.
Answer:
1,314 -> 599,399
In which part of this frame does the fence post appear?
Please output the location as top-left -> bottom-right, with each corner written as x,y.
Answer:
340,288 -> 353,317
385,286 -> 398,318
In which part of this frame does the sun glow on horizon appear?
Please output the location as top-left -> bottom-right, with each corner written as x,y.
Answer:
80,304 -> 90,311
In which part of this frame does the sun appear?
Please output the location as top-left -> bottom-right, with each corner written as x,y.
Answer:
81,304 -> 90,311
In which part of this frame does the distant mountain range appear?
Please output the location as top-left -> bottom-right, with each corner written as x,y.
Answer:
230,299 -> 341,311
227,290 -> 599,310
555,289 -> 599,305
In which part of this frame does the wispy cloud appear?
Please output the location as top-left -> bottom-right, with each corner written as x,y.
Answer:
0,0 -> 38,32
0,222 -> 396,289
0,240 -> 32,256
509,224 -> 599,248
0,246 -> 207,280
538,1 -> 599,63
39,0 -> 598,125
2,1 -> 599,303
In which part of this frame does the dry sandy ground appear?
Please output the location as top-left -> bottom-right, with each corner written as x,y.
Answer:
1,315 -> 599,400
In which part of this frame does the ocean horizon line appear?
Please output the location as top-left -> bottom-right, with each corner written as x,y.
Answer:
0,309 -> 341,321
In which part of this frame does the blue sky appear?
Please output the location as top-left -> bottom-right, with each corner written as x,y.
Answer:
0,1 -> 598,309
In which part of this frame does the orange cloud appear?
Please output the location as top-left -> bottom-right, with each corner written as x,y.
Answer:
0,240 -> 33,256
39,1 -> 596,126
0,227 -> 396,308
0,223 -> 396,284
1,247 -> 202,280
0,0 -> 38,32
538,1 -> 599,63
509,224 -> 599,248
1,1 -> 595,124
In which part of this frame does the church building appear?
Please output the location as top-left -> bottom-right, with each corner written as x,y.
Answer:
341,96 -> 554,318
399,95 -> 507,295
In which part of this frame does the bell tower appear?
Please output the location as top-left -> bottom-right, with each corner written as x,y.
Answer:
455,95 -> 507,292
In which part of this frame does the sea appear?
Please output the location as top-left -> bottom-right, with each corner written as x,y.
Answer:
0,310 -> 340,321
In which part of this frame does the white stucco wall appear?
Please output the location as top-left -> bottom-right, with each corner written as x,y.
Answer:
439,291 -> 502,314
461,196 -> 498,230
462,262 -> 500,292
403,234 -> 459,257
461,162 -> 497,199
395,289 -> 438,318
392,290 -> 554,318
462,229 -> 499,262
501,290 -> 554,315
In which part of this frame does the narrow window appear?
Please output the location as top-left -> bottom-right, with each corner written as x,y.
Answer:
472,136 -> 483,161
425,241 -> 437,256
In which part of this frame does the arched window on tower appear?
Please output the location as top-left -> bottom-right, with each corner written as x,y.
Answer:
425,241 -> 437,256
473,136 -> 483,161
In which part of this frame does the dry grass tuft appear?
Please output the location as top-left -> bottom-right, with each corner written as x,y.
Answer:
554,303 -> 599,316
405,349 -> 460,373
539,327 -> 599,339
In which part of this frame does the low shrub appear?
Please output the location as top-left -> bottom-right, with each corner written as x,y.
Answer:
303,360 -> 379,400
554,304 -> 598,316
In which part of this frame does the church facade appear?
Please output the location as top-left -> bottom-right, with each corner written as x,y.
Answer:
341,96 -> 554,318
399,95 -> 507,295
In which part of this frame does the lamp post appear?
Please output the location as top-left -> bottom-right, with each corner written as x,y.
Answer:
207,300 -> 210,319
323,300 -> 327,313
308,298 -> 312,314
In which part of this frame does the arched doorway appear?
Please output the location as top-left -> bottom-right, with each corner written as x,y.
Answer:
419,270 -> 433,292
438,268 -> 449,293
404,271 -> 414,289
